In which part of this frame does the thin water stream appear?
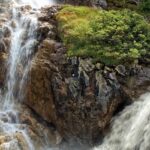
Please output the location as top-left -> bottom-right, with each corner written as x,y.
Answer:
0,0 -> 56,149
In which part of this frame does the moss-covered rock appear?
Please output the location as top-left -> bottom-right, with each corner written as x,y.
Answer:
56,5 -> 150,65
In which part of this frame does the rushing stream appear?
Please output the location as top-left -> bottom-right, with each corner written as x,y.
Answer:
93,93 -> 150,150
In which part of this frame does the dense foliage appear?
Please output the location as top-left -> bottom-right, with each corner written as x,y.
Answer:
139,0 -> 150,12
57,6 -> 150,65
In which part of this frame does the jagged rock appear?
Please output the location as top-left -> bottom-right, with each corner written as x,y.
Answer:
59,0 -> 140,8
79,58 -> 95,72
0,29 -> 3,38
37,22 -> 54,40
94,0 -> 107,8
95,63 -> 103,70
0,0 -> 12,3
18,105 -> 62,147
2,26 -> 11,37
3,37 -> 11,52
0,52 -> 7,87
10,20 -> 17,28
121,67 -> 150,98
0,4 -> 149,149
115,65 -> 126,76
23,6 -> 150,145
0,40 -> 5,52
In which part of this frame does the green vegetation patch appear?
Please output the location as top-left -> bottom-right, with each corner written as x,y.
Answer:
56,5 -> 150,65
139,0 -> 150,12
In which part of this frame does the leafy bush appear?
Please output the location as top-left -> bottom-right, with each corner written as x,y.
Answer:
139,0 -> 150,12
56,5 -> 150,65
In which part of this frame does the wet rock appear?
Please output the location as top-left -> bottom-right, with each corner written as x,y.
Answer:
3,37 -> 11,52
0,5 -> 146,147
95,63 -> 103,70
0,52 -> 7,86
37,22 -> 54,40
0,40 -> 5,52
20,5 -> 32,12
0,0 -> 12,3
2,26 -> 11,37
23,6 -> 150,145
0,29 -> 3,38
18,105 -> 62,147
0,133 -> 29,150
122,67 -> 150,98
79,58 -> 95,72
60,0 -> 140,9
94,0 -> 107,8
115,65 -> 126,76
10,20 -> 17,28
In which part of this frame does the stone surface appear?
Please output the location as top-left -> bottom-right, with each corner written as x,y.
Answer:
0,3 -> 149,149
58,0 -> 140,8
24,6 -> 150,146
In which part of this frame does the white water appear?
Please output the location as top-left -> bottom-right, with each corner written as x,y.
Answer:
93,92 -> 150,150
13,0 -> 55,8
0,0 -> 55,149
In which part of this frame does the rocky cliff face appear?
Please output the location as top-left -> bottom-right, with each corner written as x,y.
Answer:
0,2 -> 150,149
58,0 -> 140,8
24,5 -> 150,146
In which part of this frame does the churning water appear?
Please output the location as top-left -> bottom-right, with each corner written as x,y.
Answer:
93,93 -> 150,150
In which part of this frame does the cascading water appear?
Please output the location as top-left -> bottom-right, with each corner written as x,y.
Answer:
93,92 -> 150,150
0,0 -> 56,149
14,0 -> 55,8
3,7 -> 38,109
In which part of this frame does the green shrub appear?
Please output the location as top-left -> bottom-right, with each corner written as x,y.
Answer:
139,0 -> 150,12
57,5 -> 150,65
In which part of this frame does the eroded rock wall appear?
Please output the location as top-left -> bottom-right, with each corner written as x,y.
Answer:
57,0 -> 140,8
0,1 -> 149,147
24,5 -> 150,145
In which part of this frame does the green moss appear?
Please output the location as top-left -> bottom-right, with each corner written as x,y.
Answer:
56,5 -> 150,65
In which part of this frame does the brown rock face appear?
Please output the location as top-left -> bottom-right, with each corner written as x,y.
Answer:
0,104 -> 61,150
26,39 -> 57,124
0,2 -> 12,87
57,0 -> 139,8
24,6 -> 150,146
59,0 -> 92,6
0,3 -> 149,148
0,52 -> 7,86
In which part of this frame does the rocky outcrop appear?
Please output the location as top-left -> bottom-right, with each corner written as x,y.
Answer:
24,6 -> 150,146
57,0 -> 140,8
0,1 -> 11,87
0,104 -> 61,149
58,0 -> 107,8
0,1 -> 149,148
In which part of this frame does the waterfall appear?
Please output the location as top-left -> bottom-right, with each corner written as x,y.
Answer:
3,7 -> 38,109
93,92 -> 150,150
14,0 -> 55,8
0,0 -> 56,149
